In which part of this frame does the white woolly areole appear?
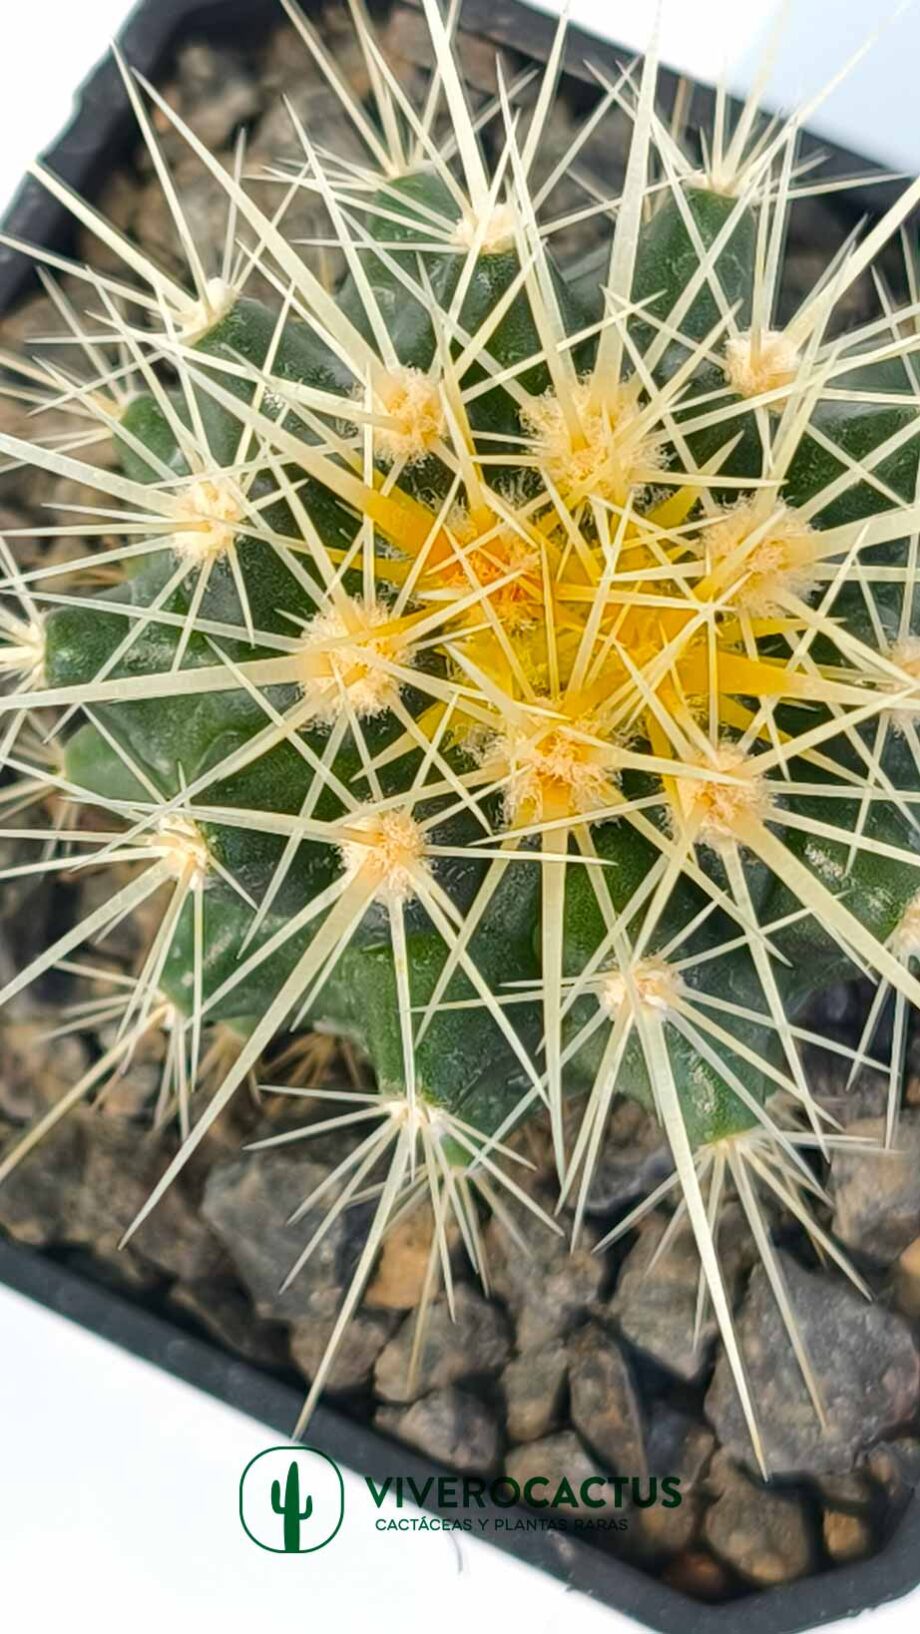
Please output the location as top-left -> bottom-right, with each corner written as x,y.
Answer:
493,718 -> 618,824
701,499 -> 816,614
599,957 -> 682,1018
373,366 -> 446,465
339,809 -> 429,903
153,816 -> 210,886
892,890 -> 920,958
172,477 -> 244,565
383,1093 -> 448,1138
298,598 -> 412,724
678,744 -> 772,849
723,329 -> 801,401
177,277 -> 237,342
521,379 -> 664,503
888,639 -> 920,734
452,203 -> 517,256
0,612 -> 46,684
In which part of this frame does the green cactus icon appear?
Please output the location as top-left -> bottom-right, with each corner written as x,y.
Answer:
270,1461 -> 313,1552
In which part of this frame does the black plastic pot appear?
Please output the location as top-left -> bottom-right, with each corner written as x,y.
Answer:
3,1234 -> 919,1634
0,3 -> 918,1630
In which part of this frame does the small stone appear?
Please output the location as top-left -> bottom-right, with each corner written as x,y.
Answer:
0,291 -> 70,355
260,21 -> 326,95
383,7 -> 519,93
823,1508 -> 872,1562
75,170 -> 140,275
77,868 -> 152,968
93,1013 -> 172,1118
505,1430 -> 617,1517
807,1050 -> 887,1126
895,1236 -> 920,1316
374,1284 -> 511,1403
485,1187 -> 605,1350
0,891 -> 60,1005
250,86 -> 365,171
169,1274 -> 289,1369
612,1210 -> 749,1381
202,1143 -> 372,1323
173,42 -> 261,149
88,1133 -> 225,1285
0,817 -> 60,932
0,1109 -> 224,1283
366,1202 -> 443,1309
376,1388 -> 500,1473
291,1308 -> 396,1392
0,1115 -> 78,1245
132,163 -> 242,294
660,1551 -> 733,1601
832,1115 -> 920,1262
703,1452 -> 814,1585
0,1019 -> 89,1122
582,1097 -> 670,1214
863,1436 -> 920,1503
502,1341 -> 567,1443
568,1324 -> 645,1474
706,1255 -> 920,1477
94,1056 -> 162,1120
636,1406 -> 714,1557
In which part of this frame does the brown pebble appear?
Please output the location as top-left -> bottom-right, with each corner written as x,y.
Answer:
661,1551 -> 733,1601
703,1452 -> 814,1585
366,1203 -> 443,1310
823,1508 -> 872,1563
895,1236 -> 920,1318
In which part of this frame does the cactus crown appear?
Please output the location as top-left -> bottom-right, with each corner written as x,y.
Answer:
3,0 -> 920,1472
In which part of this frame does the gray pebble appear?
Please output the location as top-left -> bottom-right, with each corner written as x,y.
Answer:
568,1323 -> 646,1475
832,1114 -> 920,1262
485,1187 -> 605,1350
376,1388 -> 501,1474
612,1209 -> 750,1381
502,1340 -> 568,1443
375,1284 -> 511,1404
706,1255 -> 920,1477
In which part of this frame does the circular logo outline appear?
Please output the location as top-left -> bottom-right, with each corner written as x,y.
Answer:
239,1444 -> 345,1554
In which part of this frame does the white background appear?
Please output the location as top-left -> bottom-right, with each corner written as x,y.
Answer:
1,2 -> 918,1630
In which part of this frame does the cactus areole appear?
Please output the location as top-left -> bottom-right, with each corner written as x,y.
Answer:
3,0 -> 920,1474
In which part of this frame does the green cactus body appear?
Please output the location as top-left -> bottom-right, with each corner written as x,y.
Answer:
44,218 -> 919,1148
